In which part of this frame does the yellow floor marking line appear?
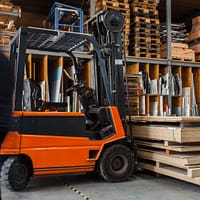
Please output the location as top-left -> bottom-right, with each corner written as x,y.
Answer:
66,184 -> 92,200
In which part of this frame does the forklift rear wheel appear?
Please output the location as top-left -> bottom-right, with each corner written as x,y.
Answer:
1,156 -> 30,191
97,144 -> 134,182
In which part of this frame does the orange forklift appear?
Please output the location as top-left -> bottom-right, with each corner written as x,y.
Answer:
0,10 -> 135,191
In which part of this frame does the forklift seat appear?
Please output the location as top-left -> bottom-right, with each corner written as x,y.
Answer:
23,79 -> 67,111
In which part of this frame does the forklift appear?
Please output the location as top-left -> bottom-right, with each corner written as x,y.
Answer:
0,10 -> 135,191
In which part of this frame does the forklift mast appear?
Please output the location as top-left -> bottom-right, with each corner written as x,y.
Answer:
85,10 -> 126,120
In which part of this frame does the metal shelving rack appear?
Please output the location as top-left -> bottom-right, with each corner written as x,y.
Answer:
124,0 -> 200,116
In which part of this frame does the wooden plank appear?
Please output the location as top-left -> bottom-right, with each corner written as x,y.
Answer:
188,168 -> 200,178
138,162 -> 200,186
135,140 -> 200,152
132,125 -> 200,143
137,149 -> 200,166
137,149 -> 187,168
26,54 -> 32,79
128,63 -> 139,74
38,55 -> 49,101
132,125 -> 181,142
127,116 -> 200,122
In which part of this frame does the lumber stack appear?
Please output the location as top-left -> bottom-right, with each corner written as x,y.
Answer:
129,116 -> 200,186
129,0 -> 160,58
95,0 -> 130,55
189,16 -> 200,62
161,43 -> 195,62
0,0 -> 21,48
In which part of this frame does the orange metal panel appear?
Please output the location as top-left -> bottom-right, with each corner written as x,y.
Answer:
22,111 -> 85,117
0,132 -> 20,154
1,106 -> 126,176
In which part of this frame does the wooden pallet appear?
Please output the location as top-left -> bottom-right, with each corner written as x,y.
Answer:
130,31 -> 149,38
129,51 -> 151,58
148,52 -> 160,58
96,6 -> 130,15
131,7 -> 158,18
130,0 -> 158,6
95,5 -> 130,15
97,0 -> 129,3
137,148 -> 200,181
132,22 -> 160,30
96,0 -> 130,9
137,148 -> 200,168
138,160 -> 200,186
149,43 -> 160,50
129,44 -> 148,51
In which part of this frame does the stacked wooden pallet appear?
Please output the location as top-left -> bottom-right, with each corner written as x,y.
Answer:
189,16 -> 200,62
129,116 -> 200,186
0,0 -> 21,48
161,43 -> 195,62
95,0 -> 130,55
129,0 -> 160,58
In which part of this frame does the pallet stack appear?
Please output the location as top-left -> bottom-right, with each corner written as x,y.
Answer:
130,116 -> 200,186
189,16 -> 200,62
95,0 -> 130,55
129,0 -> 160,58
0,0 -> 21,50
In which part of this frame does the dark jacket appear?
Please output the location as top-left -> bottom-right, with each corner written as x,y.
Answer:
0,53 -> 14,144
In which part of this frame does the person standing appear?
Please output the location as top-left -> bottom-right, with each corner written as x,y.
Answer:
0,52 -> 14,199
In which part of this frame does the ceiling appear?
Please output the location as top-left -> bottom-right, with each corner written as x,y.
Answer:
10,0 -> 200,31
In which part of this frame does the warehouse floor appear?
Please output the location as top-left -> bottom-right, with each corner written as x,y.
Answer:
2,171 -> 200,200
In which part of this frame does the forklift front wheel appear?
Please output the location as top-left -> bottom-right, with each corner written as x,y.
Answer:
1,156 -> 30,191
97,144 -> 134,182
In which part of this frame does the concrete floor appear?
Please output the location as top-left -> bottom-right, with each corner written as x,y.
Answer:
2,171 -> 200,200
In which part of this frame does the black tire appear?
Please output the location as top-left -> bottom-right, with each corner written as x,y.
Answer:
97,144 -> 134,182
1,156 -> 30,191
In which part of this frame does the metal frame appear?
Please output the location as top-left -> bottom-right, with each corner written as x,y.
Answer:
46,2 -> 84,33
126,56 -> 200,68
10,27 -> 113,111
